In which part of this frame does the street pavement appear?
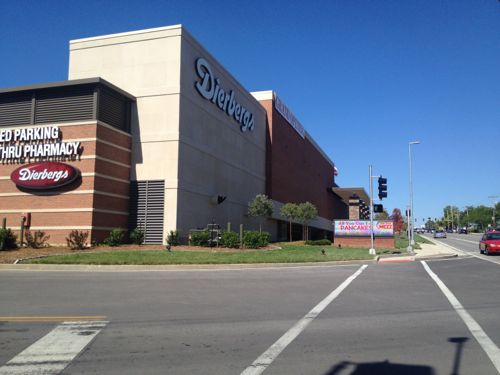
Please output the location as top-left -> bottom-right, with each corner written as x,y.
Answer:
1,235 -> 499,374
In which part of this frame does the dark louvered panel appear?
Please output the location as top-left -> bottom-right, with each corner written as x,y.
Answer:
35,87 -> 94,124
129,180 -> 165,244
0,93 -> 32,126
99,89 -> 128,131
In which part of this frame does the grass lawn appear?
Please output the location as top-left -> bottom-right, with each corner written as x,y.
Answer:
21,245 -> 377,265
395,232 -> 432,250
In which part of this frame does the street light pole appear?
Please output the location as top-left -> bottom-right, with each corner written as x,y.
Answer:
409,141 -> 420,247
488,195 -> 498,227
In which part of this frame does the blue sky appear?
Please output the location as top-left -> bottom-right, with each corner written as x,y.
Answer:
1,0 -> 499,222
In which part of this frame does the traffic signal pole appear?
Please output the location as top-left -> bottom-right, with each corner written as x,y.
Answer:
369,165 -> 375,255
369,166 -> 388,256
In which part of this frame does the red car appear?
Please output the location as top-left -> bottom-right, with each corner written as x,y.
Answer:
479,231 -> 500,255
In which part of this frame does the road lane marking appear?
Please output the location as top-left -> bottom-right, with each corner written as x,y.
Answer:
0,320 -> 108,375
430,238 -> 500,265
0,316 -> 106,322
240,265 -> 368,375
422,261 -> 500,373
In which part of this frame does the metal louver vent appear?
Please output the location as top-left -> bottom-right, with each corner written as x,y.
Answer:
129,180 -> 165,244
99,89 -> 128,131
35,87 -> 94,124
0,93 -> 32,126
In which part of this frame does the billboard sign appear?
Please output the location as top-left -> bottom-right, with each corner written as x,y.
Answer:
334,220 -> 394,237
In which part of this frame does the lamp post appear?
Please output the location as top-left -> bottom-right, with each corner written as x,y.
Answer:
408,141 -> 420,248
488,195 -> 498,227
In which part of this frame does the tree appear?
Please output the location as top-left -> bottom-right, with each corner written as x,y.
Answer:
248,194 -> 274,233
297,202 -> 317,240
390,208 -> 404,233
374,210 -> 389,220
280,203 -> 299,242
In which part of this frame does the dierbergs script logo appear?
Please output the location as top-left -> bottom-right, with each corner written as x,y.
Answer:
194,58 -> 254,132
11,162 -> 79,190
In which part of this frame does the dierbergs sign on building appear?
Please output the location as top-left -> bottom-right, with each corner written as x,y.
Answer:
11,162 -> 79,190
194,58 -> 255,132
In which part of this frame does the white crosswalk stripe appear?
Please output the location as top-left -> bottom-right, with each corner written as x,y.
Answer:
0,320 -> 107,375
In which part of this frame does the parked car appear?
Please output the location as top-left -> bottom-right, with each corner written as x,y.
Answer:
479,231 -> 500,255
433,230 -> 447,239
459,228 -> 468,234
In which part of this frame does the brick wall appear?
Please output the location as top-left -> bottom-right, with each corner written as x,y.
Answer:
0,121 -> 131,245
333,237 -> 395,249
260,99 -> 343,220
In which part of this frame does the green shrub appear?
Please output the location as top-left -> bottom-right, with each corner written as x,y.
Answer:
190,230 -> 209,246
305,239 -> 332,246
166,230 -> 180,246
243,231 -> 270,248
0,228 -> 17,250
221,231 -> 240,248
104,229 -> 124,247
129,228 -> 145,245
25,230 -> 50,249
66,230 -> 89,250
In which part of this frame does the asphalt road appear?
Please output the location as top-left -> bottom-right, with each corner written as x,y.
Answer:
0,242 -> 499,374
423,232 -> 500,265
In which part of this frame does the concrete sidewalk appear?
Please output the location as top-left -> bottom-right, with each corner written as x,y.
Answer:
378,241 -> 459,263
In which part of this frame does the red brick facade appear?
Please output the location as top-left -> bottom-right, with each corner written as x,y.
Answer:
333,237 -> 395,249
0,121 -> 131,245
260,99 -> 345,220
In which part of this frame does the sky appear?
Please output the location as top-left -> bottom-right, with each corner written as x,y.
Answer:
1,0 -> 499,223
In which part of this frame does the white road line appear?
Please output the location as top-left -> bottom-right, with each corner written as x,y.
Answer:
431,238 -> 500,265
422,261 -> 500,373
240,265 -> 368,375
0,320 -> 108,375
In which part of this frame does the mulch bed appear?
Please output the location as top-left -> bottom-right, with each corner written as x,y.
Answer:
0,244 -> 276,264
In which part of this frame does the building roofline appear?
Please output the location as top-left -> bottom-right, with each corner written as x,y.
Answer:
69,24 -> 183,44
0,77 -> 136,101
252,90 -> 336,170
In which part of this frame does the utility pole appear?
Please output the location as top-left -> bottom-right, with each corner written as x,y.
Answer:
488,195 -> 498,227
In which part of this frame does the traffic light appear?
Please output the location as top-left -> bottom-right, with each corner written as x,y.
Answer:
374,204 -> 384,213
378,176 -> 387,200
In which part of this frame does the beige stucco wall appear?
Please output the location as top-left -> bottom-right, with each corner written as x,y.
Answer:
69,26 -> 183,241
176,31 -> 268,237
68,25 -> 270,241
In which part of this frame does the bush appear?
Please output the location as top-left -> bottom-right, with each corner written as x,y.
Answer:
104,229 -> 124,247
129,228 -> 145,245
221,231 -> 240,248
190,230 -> 210,246
66,230 -> 89,250
243,231 -> 270,248
0,228 -> 17,250
305,239 -> 332,246
25,230 -> 50,249
166,230 -> 180,246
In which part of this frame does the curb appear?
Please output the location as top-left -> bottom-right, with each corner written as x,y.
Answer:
0,259 -> 378,272
377,253 -> 458,263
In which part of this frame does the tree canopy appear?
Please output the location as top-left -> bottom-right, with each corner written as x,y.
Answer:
248,194 -> 274,232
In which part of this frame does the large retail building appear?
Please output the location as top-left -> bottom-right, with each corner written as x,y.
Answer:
0,25 -> 370,244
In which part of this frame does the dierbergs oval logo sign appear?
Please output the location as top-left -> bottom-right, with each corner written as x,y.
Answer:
11,162 -> 80,190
